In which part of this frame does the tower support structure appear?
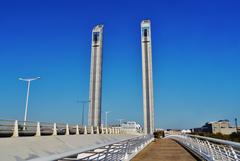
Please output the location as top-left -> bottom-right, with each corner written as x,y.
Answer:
88,25 -> 104,127
141,20 -> 154,134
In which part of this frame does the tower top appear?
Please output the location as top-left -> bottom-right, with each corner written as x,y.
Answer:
93,25 -> 104,32
141,20 -> 151,27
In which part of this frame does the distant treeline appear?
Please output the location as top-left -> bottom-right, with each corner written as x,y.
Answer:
191,132 -> 240,143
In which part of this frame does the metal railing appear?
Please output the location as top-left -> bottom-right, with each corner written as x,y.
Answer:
166,134 -> 240,161
57,134 -> 154,161
0,119 -> 121,137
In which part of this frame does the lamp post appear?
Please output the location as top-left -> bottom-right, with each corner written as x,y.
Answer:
77,100 -> 90,126
235,118 -> 238,133
19,77 -> 40,128
105,111 -> 111,128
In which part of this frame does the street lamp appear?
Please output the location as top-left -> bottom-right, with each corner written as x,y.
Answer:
77,100 -> 90,126
105,111 -> 111,128
235,118 -> 238,133
19,77 -> 40,125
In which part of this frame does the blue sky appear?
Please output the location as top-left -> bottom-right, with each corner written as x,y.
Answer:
0,0 -> 240,129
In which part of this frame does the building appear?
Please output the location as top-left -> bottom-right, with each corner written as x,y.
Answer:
88,25 -> 104,127
193,120 -> 237,135
181,129 -> 191,134
211,120 -> 236,134
141,20 -> 154,134
120,121 -> 142,134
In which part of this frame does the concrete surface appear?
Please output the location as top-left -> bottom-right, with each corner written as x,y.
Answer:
131,139 -> 197,161
0,134 -> 136,161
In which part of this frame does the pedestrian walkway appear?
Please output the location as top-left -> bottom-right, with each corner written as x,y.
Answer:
131,138 -> 197,161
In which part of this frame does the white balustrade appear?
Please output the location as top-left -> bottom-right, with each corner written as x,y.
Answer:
0,119 -> 122,137
166,134 -> 240,161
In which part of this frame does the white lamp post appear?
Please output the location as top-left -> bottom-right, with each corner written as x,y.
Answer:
77,100 -> 91,126
105,111 -> 111,128
19,77 -> 40,125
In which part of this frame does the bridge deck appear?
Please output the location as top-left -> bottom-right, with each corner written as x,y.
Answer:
131,139 -> 197,161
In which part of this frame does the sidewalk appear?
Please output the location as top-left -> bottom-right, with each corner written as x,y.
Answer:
131,139 -> 197,161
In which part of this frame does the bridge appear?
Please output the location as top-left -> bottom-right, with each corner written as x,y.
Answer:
1,119 -> 240,161
0,19 -> 239,161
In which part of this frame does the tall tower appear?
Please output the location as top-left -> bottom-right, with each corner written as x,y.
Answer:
141,20 -> 154,134
88,25 -> 104,127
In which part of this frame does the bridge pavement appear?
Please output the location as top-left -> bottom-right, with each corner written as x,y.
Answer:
131,138 -> 198,161
0,134 -> 136,161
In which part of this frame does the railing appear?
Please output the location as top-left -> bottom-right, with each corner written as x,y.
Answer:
53,134 -> 153,161
166,134 -> 240,161
0,119 -> 15,137
0,119 -> 121,137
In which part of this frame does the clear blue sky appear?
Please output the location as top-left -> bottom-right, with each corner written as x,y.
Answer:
0,0 -> 240,129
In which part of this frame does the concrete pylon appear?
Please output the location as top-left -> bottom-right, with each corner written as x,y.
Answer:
101,124 -> 104,134
141,20 -> 154,134
91,126 -> 94,134
105,128 -> 107,134
76,125 -> 79,135
88,25 -> 104,127
104,128 -> 107,134
102,128 -> 105,134
52,123 -> 57,136
109,128 -> 111,134
84,126 -> 87,134
96,126 -> 99,134
65,124 -> 69,135
12,120 -> 19,137
35,122 -> 41,137
112,128 -> 114,134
